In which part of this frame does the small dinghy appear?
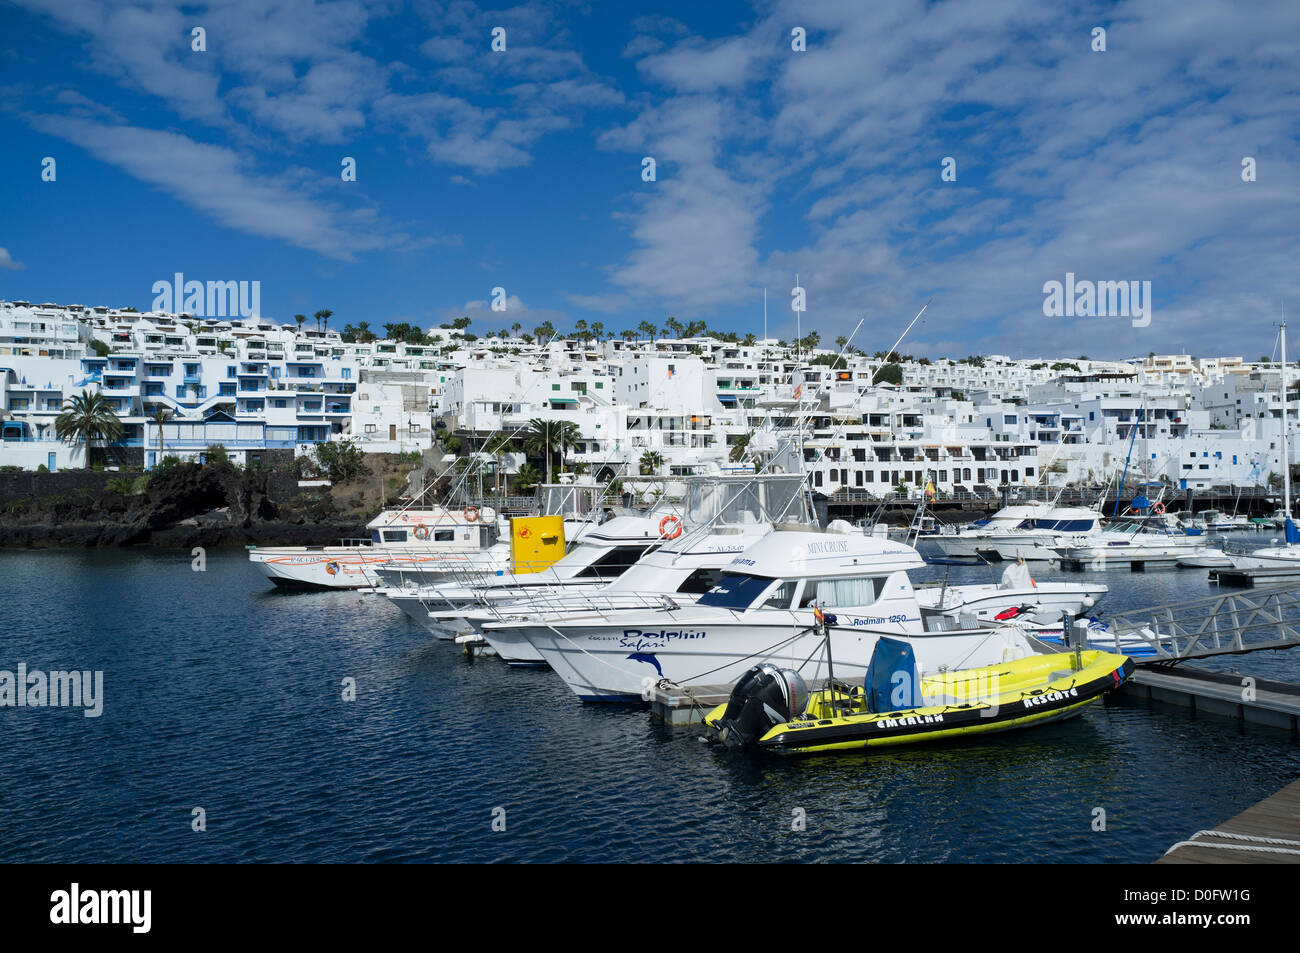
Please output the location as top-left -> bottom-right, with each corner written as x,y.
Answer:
705,638 -> 1132,755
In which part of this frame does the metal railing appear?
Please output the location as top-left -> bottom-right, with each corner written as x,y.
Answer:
1089,585 -> 1300,664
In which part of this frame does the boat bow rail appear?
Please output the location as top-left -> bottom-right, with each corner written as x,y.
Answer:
1089,585 -> 1300,664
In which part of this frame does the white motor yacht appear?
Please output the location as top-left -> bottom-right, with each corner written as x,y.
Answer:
247,505 -> 505,589
926,502 -> 1053,558
473,473 -> 814,665
915,562 -> 1108,625
383,514 -> 670,635
500,527 -> 1043,702
971,505 -> 1105,561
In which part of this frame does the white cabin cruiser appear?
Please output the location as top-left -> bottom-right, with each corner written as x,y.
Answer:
510,528 -> 1042,703
373,482 -> 610,589
1055,516 -> 1208,568
915,562 -> 1108,625
972,506 -> 1105,561
927,502 -> 1052,558
383,514 -> 671,635
476,473 -> 814,665
247,505 -> 504,589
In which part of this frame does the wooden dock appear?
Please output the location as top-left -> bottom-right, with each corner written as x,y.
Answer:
1160,777 -> 1300,863
1119,667 -> 1300,732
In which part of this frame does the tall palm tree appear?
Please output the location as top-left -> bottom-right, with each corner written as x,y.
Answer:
665,316 -> 683,339
591,321 -> 604,342
55,390 -> 124,468
294,314 -> 307,333
535,321 -> 556,342
637,321 -> 657,343
523,418 -> 581,484
150,405 -> 172,459
573,319 -> 589,344
315,309 -> 333,333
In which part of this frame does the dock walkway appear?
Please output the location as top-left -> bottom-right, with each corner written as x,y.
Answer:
1160,777 -> 1300,863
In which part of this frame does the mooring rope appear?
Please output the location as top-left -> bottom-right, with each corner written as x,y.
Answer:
1164,829 -> 1300,856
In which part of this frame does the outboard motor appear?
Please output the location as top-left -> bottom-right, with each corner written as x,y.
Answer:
713,664 -> 808,748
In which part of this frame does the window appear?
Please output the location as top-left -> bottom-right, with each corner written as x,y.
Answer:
433,529 -> 455,542
576,546 -> 653,579
697,574 -> 778,609
758,579 -> 798,609
797,576 -> 885,608
676,568 -> 728,594
382,529 -> 408,542
365,424 -> 377,433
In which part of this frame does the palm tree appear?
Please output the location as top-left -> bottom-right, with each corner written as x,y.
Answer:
523,418 -> 581,484
149,405 -> 172,459
639,450 -> 665,476
665,316 -> 683,339
743,333 -> 757,346
294,314 -> 307,333
535,321 -> 556,342
55,390 -> 124,468
315,309 -> 333,333
573,319 -> 589,344
511,322 -> 522,339
728,432 -> 753,463
591,321 -> 605,342
637,321 -> 657,343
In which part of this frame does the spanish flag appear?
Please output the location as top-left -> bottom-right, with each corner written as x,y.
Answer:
813,604 -> 825,624
924,480 -> 936,498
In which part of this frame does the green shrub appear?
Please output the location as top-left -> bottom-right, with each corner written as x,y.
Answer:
205,443 -> 231,466
313,438 -> 367,483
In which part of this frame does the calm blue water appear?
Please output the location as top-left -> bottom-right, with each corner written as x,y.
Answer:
1,547 -> 1297,863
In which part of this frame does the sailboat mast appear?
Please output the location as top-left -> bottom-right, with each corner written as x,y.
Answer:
1282,321 -> 1291,522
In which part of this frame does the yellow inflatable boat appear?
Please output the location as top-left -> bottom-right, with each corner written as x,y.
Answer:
705,643 -> 1133,755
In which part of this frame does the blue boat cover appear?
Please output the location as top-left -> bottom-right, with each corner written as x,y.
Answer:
1129,495 -> 1151,510
866,637 -> 919,714
1286,518 -> 1300,545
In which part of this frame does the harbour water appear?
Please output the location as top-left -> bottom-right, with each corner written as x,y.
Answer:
2,546 -> 1298,863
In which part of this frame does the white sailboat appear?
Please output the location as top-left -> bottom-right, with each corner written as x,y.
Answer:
1227,320 -> 1300,568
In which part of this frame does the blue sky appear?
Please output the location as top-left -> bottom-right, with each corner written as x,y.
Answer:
1,0 -> 1297,358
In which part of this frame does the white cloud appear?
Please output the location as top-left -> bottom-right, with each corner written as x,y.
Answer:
0,247 -> 26,271
32,115 -> 415,261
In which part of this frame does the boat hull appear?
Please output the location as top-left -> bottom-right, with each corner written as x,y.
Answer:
709,652 -> 1133,755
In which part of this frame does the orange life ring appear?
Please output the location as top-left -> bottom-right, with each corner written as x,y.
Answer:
413,525 -> 430,540
464,506 -> 480,523
1152,501 -> 1166,515
658,515 -> 683,539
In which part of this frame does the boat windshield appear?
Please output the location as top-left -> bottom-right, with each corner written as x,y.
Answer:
696,573 -> 778,609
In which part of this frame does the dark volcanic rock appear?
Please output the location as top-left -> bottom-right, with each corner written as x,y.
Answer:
0,463 -> 370,548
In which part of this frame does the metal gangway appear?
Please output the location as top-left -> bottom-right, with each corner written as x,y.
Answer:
1084,585 -> 1300,665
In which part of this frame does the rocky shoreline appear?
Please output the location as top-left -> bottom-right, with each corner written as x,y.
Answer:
0,461 -> 389,549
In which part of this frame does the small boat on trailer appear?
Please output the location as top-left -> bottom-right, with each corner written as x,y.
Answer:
705,638 -> 1132,755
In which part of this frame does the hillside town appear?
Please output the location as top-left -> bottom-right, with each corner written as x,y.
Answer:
1,298 -> 1292,506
